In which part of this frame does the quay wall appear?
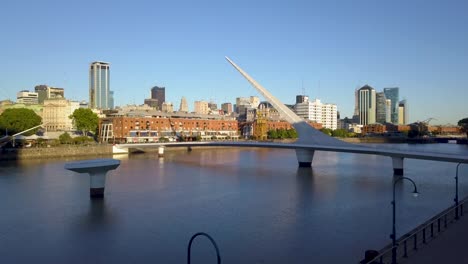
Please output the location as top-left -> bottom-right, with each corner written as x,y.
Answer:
1,145 -> 113,161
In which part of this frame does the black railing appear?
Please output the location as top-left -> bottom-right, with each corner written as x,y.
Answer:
187,232 -> 221,264
361,199 -> 466,264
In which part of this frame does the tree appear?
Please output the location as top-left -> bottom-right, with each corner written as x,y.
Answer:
0,108 -> 42,136
332,129 -> 349,138
320,128 -> 332,136
286,129 -> 298,138
59,132 -> 73,144
458,118 -> 468,137
267,129 -> 278,139
69,108 -> 99,136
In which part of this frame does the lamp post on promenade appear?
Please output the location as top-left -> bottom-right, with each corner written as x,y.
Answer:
455,163 -> 462,219
391,177 -> 419,264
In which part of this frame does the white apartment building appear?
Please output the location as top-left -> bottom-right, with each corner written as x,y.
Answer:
295,98 -> 337,130
42,99 -> 80,131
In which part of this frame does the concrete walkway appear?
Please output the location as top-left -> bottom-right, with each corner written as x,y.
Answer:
399,213 -> 468,263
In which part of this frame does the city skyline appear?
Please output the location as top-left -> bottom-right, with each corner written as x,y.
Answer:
0,0 -> 467,124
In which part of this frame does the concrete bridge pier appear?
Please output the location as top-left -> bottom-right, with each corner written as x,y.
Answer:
158,146 -> 165,157
296,149 -> 315,167
392,156 -> 404,175
113,145 -> 129,154
65,159 -> 121,199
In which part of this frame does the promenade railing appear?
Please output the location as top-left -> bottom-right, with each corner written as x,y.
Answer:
362,197 -> 467,264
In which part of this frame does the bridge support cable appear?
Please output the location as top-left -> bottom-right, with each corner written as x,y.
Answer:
187,232 -> 221,264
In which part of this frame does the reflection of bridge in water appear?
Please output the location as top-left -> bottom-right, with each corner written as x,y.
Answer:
115,57 -> 468,175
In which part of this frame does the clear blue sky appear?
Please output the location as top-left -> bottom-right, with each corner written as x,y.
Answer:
1,0 -> 467,125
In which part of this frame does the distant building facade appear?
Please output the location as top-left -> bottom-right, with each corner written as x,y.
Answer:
384,87 -> 399,124
99,115 -> 239,143
358,85 -> 376,126
376,92 -> 390,124
194,101 -> 209,115
295,98 -> 337,130
208,102 -> 217,111
296,95 -> 309,104
179,97 -> 189,112
42,99 -> 79,131
162,102 -> 174,113
89,61 -> 112,109
17,90 -> 39,104
398,100 -> 408,125
221,103 -> 233,114
151,86 -> 165,110
35,85 -> 65,104
144,98 -> 159,108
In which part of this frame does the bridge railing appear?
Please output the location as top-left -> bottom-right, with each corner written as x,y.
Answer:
361,198 -> 467,264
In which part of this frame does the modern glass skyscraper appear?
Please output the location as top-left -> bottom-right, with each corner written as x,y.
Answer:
358,85 -> 376,125
376,92 -> 390,124
89,61 -> 111,109
383,87 -> 399,124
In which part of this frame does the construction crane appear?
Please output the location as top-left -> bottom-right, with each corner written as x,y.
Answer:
413,118 -> 436,137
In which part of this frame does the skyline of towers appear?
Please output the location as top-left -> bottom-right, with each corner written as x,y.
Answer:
89,61 -> 111,109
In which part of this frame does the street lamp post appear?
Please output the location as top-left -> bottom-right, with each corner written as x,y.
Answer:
391,176 -> 419,264
455,163 -> 462,219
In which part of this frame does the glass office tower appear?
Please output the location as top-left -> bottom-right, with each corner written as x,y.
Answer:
383,87 -> 399,124
89,61 -> 111,109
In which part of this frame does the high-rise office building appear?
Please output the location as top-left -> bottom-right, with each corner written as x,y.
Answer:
383,87 -> 399,124
398,100 -> 408,125
358,85 -> 376,125
35,85 -> 65,104
179,97 -> 189,112
376,92 -> 389,124
151,86 -> 165,110
89,61 -> 111,109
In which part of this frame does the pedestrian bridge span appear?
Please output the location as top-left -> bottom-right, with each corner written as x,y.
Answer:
114,141 -> 468,175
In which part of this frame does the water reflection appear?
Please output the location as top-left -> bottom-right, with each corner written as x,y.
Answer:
75,199 -> 117,232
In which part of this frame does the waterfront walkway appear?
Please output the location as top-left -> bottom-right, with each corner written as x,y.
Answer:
399,212 -> 468,263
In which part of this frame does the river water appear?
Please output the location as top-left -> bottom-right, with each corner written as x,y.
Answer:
0,144 -> 467,263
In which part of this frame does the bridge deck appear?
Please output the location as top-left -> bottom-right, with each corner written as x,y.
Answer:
115,141 -> 468,164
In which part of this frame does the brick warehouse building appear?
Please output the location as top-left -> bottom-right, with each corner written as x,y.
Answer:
99,115 -> 239,143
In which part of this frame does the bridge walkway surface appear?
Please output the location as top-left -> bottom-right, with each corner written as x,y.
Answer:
398,215 -> 468,264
